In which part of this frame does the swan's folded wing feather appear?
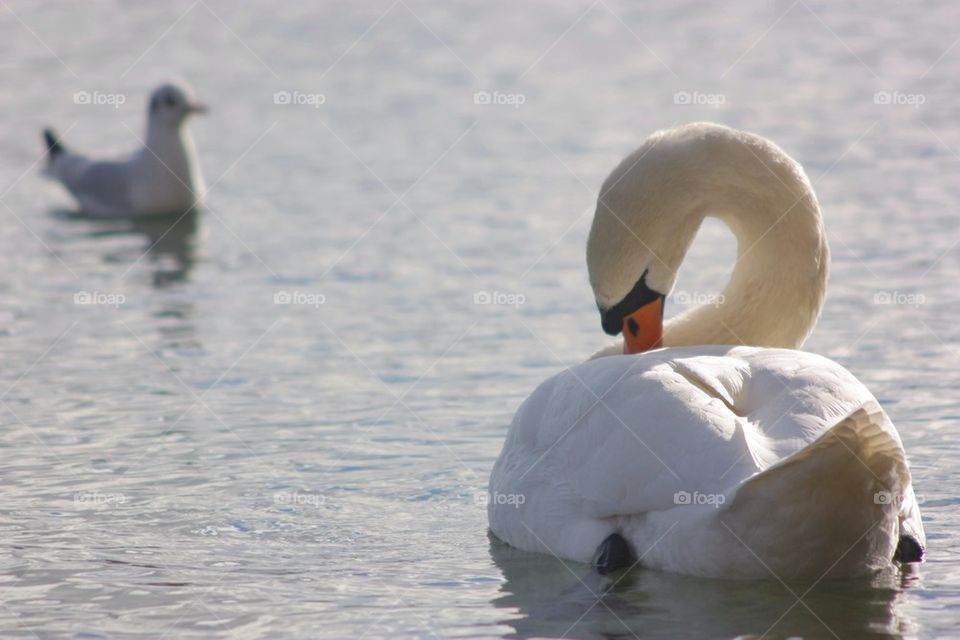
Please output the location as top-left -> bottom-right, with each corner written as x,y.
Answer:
727,401 -> 906,489
715,402 -> 917,572
534,355 -> 764,517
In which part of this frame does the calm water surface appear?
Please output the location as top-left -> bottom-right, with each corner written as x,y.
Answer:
1,1 -> 959,637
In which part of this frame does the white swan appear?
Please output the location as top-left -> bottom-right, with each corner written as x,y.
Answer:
43,83 -> 206,218
488,122 -> 924,579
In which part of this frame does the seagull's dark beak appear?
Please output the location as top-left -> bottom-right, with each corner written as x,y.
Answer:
188,103 -> 209,115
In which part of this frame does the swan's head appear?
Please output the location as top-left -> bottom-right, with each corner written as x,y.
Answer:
148,82 -> 207,128
586,123 -> 829,355
586,141 -> 698,354
586,224 -> 675,354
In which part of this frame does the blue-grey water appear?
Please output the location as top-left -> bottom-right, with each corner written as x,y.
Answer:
2,1 -> 959,638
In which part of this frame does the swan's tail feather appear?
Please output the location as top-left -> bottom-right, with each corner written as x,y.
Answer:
591,533 -> 635,575
719,401 -> 917,577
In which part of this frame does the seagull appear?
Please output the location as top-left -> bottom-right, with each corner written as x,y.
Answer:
43,83 -> 207,217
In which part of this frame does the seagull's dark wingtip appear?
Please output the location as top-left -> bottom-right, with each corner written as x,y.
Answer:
43,128 -> 64,158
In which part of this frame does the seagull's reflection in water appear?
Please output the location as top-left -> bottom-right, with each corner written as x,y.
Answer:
487,532 -> 917,640
130,209 -> 199,287
56,207 -> 200,288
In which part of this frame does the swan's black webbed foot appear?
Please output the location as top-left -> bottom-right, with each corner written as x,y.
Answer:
894,535 -> 924,563
592,533 -> 636,575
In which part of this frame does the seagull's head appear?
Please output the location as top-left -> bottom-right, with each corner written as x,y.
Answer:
148,83 -> 207,127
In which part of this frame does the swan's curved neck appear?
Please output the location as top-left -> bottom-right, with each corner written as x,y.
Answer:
663,139 -> 828,349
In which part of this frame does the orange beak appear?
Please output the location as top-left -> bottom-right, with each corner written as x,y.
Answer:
622,297 -> 663,354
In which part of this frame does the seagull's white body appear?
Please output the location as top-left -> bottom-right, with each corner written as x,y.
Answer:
44,83 -> 205,218
488,123 -> 924,579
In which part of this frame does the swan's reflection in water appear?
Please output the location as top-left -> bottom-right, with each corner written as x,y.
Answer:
488,533 -> 918,639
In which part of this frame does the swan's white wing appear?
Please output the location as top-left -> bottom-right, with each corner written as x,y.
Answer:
552,354 -> 757,516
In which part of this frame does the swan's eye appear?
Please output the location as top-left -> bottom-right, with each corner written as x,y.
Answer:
163,95 -> 177,108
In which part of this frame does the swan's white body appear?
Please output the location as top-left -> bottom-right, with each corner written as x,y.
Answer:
488,123 -> 924,578
490,346 -> 923,578
44,83 -> 205,218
